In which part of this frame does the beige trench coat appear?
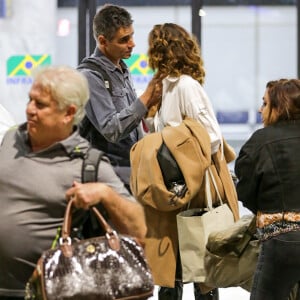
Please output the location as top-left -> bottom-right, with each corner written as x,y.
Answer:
130,118 -> 239,288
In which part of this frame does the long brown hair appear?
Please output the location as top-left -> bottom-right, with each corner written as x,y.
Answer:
265,79 -> 300,125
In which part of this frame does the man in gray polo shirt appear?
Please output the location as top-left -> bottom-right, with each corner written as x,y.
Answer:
0,65 -> 146,299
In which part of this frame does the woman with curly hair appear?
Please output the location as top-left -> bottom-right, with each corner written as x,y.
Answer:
145,23 -> 228,300
148,23 -> 222,155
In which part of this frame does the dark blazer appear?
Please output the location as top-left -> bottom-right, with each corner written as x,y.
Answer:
235,119 -> 300,214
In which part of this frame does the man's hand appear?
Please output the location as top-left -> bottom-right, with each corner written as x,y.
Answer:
65,181 -> 147,238
65,181 -> 109,210
139,76 -> 163,109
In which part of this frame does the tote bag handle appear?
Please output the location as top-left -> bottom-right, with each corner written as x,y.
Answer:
205,167 -> 223,210
186,166 -> 223,211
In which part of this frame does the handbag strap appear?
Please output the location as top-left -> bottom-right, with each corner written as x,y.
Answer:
61,199 -> 120,251
233,216 -> 257,256
205,166 -> 223,210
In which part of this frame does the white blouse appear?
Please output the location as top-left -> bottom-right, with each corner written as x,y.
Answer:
154,75 -> 222,154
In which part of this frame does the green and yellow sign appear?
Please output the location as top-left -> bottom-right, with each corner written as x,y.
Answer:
7,54 -> 51,77
6,54 -> 51,85
125,54 -> 153,75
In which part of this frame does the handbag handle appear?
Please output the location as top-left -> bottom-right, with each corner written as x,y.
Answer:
233,216 -> 257,256
205,167 -> 223,210
60,198 -> 120,251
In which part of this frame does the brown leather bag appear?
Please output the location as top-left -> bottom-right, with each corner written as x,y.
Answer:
25,199 -> 154,300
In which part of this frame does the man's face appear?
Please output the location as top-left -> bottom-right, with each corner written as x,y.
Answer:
26,82 -> 71,149
100,25 -> 135,64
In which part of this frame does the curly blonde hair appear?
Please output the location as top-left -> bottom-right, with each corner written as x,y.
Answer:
147,23 -> 205,85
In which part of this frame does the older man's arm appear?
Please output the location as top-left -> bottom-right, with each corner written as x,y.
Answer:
65,181 -> 147,239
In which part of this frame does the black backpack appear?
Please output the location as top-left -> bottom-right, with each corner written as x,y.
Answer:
77,60 -> 112,139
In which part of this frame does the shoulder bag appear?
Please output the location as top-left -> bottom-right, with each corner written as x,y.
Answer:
204,214 -> 260,291
25,199 -> 154,300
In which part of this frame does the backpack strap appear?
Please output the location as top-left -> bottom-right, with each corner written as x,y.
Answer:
77,61 -> 112,95
70,146 -> 104,183
81,147 -> 104,183
76,147 -> 107,237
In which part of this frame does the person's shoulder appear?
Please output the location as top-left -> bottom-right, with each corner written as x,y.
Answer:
177,75 -> 202,90
176,75 -> 206,97
246,126 -> 265,143
179,74 -> 198,83
240,126 -> 268,154
0,104 -> 15,124
78,57 -> 106,72
4,123 -> 19,135
251,125 -> 265,136
0,124 -> 20,145
164,75 -> 197,89
251,124 -> 282,141
165,74 -> 194,83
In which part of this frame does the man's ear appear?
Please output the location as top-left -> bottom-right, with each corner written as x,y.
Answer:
64,104 -> 77,124
98,35 -> 107,46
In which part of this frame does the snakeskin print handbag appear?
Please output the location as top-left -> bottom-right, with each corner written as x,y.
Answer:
25,199 -> 154,300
